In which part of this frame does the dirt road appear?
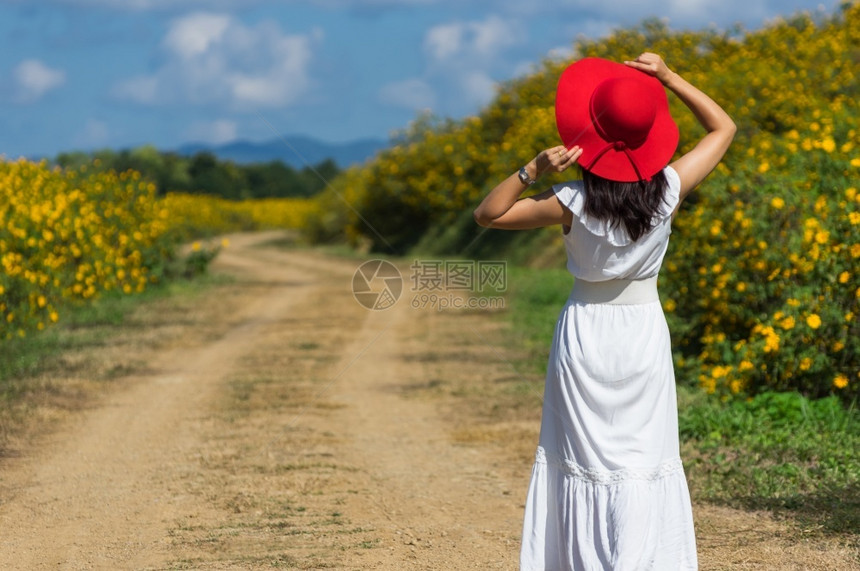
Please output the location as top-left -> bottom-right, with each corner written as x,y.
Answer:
0,231 -> 855,570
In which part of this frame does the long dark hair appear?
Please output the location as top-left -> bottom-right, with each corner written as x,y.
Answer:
581,168 -> 668,242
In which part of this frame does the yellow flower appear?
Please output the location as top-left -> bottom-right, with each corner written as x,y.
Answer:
758,161 -> 770,173
799,357 -> 813,371
849,212 -> 860,225
738,360 -> 755,372
779,316 -> 795,330
833,374 -> 848,390
770,197 -> 785,209
700,375 -> 717,395
806,314 -> 822,329
712,365 -> 730,379
760,325 -> 780,353
839,271 -> 850,283
814,196 -> 827,213
663,299 -> 677,312
832,341 -> 844,352
192,241 -> 201,252
851,158 -> 860,168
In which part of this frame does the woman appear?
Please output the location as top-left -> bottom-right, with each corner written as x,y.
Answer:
473,53 -> 735,570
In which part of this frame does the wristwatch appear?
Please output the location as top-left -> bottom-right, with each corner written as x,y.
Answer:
518,165 -> 536,186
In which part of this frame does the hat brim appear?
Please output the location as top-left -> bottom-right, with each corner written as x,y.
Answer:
555,57 -> 679,182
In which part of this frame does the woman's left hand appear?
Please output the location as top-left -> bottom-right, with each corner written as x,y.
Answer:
474,144 -> 581,229
533,145 -> 582,177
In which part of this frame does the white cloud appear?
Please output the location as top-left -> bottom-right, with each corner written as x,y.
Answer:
424,15 -> 517,65
51,0 -> 266,10
461,71 -> 497,105
112,12 -> 320,109
378,78 -> 436,111
13,59 -> 66,103
184,119 -> 237,144
49,0 -> 437,9
387,15 -> 520,113
162,12 -> 230,59
113,75 -> 159,104
424,23 -> 463,61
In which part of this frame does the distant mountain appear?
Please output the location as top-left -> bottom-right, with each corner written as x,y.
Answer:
175,135 -> 389,168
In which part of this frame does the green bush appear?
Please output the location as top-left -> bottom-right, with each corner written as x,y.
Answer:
302,3 -> 860,401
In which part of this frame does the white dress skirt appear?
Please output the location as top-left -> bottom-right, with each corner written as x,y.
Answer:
520,168 -> 698,570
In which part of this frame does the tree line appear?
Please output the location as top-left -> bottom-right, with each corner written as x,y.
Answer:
53,144 -> 339,200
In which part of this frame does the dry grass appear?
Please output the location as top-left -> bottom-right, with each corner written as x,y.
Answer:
1,237 -> 856,569
160,271 -> 379,570
0,276 -> 236,458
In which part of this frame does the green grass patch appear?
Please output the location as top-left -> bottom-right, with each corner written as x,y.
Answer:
500,264 -> 860,537
487,264 -> 572,376
0,273 -> 229,390
680,388 -> 859,534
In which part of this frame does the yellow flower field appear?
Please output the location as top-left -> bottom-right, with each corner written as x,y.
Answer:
301,2 -> 860,400
0,158 -> 314,340
160,192 -> 317,240
0,159 -> 171,339
3,2 -> 858,402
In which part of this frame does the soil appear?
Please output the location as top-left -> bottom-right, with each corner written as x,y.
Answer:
0,231 -> 855,570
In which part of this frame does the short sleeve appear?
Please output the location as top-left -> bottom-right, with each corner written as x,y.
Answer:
554,179 -> 633,246
551,168 -> 680,247
551,181 -> 585,216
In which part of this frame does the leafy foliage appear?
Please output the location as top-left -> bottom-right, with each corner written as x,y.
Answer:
680,389 -> 859,534
54,145 -> 339,200
303,2 -> 860,401
0,159 -> 172,339
0,157 -> 316,341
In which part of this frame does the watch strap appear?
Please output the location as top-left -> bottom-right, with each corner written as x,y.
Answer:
518,166 -> 536,186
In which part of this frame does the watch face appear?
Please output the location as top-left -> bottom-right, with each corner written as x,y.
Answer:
518,167 -> 532,184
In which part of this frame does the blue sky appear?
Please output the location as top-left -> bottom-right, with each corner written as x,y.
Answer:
0,0 -> 838,159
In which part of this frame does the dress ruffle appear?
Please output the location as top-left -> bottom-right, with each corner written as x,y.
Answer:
520,449 -> 698,571
553,166 -> 681,248
535,447 -> 685,485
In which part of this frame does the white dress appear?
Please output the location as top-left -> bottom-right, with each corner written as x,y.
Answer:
520,166 -> 698,570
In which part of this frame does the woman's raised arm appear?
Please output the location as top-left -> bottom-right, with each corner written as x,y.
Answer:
473,145 -> 582,229
625,53 -> 736,205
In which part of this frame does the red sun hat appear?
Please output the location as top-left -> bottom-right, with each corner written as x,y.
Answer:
555,57 -> 679,182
